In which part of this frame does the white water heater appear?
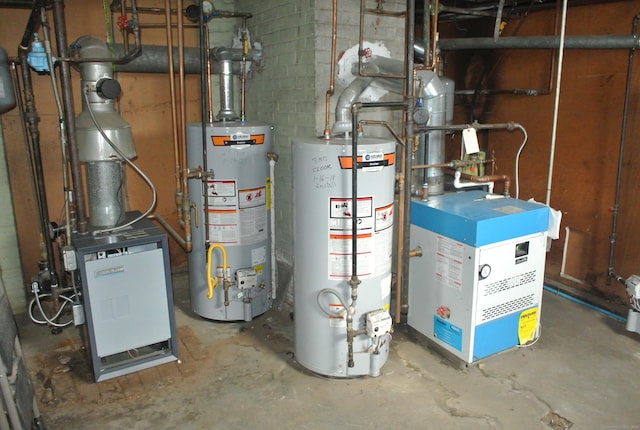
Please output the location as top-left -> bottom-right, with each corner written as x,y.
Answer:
292,136 -> 395,377
187,121 -> 273,321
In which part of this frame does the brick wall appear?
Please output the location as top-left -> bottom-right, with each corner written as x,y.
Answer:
235,0 -> 407,265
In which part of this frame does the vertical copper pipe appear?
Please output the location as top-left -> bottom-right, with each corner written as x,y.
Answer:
324,0 -> 338,139
206,24 -> 213,123
165,0 -> 181,201
177,0 -> 188,198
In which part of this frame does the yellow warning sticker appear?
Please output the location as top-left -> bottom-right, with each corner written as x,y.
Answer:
518,307 -> 538,344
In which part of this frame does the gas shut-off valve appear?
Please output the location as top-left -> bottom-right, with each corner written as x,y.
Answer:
365,309 -> 393,338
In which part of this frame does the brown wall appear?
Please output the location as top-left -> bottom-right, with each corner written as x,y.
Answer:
442,1 -> 640,306
0,0 -> 199,299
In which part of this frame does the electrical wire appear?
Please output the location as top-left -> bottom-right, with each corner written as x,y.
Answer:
29,293 -> 76,328
513,123 -> 528,199
82,90 -> 157,236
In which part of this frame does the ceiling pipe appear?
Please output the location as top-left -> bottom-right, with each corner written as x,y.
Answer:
0,0 -> 35,7
112,45 -> 258,74
437,34 -> 640,50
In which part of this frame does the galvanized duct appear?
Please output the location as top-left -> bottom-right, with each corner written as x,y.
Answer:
113,45 -> 261,74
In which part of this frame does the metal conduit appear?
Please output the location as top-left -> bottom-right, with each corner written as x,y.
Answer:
437,35 -> 640,51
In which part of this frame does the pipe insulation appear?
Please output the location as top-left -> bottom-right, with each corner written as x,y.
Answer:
113,45 -> 261,74
437,35 -> 640,51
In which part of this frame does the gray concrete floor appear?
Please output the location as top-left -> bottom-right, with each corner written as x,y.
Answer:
16,270 -> 640,430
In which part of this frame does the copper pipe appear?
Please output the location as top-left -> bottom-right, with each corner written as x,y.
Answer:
165,0 -> 181,206
409,247 -> 422,258
177,0 -> 187,199
138,23 -> 198,29
414,0 -> 439,71
412,158 -> 497,170
323,0 -> 338,139
206,23 -> 213,122
240,17 -> 248,121
357,120 -> 404,146
120,0 -> 128,52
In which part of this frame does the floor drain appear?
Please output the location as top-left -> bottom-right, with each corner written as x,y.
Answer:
541,411 -> 574,430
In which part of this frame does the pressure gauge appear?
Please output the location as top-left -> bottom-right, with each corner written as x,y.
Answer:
413,107 -> 429,125
479,264 -> 491,280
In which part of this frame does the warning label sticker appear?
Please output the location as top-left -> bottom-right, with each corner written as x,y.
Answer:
435,235 -> 464,290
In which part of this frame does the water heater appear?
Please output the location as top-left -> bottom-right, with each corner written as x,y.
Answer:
187,121 -> 273,321
292,136 -> 395,377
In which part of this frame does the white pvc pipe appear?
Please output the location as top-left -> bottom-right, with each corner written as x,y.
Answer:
453,170 -> 495,193
545,0 -> 568,206
269,157 -> 278,300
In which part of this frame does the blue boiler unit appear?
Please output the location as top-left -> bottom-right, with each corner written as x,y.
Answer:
408,191 -> 549,363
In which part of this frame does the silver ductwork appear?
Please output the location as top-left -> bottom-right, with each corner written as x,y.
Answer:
332,57 -> 404,135
74,35 -> 136,228
416,69 -> 446,195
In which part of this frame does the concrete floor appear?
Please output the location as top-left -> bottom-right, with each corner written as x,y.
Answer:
15,270 -> 640,430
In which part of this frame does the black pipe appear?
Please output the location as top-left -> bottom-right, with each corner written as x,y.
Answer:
199,0 -> 210,246
17,50 -> 57,284
0,0 -> 35,8
416,122 -> 517,133
438,35 -> 640,51
401,0 -> 416,320
607,12 -> 640,284
18,0 -> 44,50
52,0 -> 87,232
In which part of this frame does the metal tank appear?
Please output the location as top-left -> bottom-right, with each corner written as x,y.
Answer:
187,121 -> 273,321
293,136 -> 395,377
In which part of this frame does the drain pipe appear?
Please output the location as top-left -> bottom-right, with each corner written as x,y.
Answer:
545,0 -> 568,206
324,0 -> 338,139
607,12 -> 640,285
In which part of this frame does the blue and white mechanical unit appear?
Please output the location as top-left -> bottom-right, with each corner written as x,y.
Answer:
408,190 -> 549,363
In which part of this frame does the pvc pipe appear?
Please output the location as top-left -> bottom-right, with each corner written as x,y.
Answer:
545,0 -> 568,206
268,155 -> 278,300
453,170 -> 494,193
543,285 -> 626,322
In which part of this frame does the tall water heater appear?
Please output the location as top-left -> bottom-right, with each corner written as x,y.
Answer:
293,136 -> 395,377
187,122 -> 273,321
